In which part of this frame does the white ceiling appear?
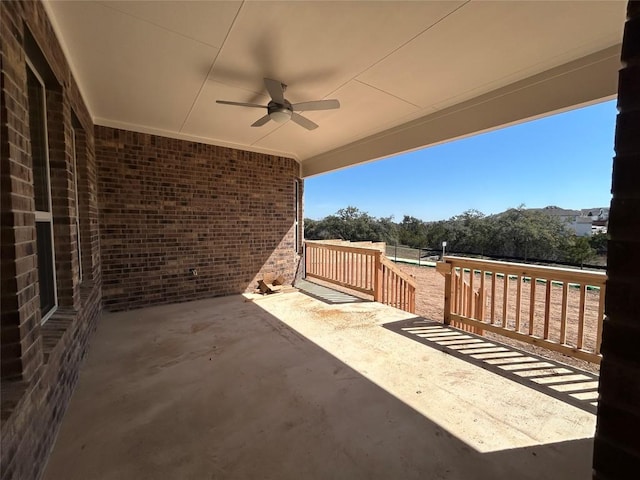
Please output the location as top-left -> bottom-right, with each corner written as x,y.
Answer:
43,1 -> 626,177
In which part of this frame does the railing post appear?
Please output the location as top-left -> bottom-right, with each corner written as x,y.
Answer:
437,261 -> 453,325
374,251 -> 382,302
303,243 -> 308,279
444,269 -> 452,325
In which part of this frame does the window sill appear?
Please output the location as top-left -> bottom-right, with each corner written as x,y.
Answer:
41,309 -> 77,364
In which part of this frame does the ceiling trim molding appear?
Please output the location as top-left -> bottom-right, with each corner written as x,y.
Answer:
301,44 -> 621,178
94,117 -> 300,163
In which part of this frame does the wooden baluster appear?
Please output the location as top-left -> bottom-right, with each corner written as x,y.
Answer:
351,252 -> 355,286
515,275 -> 522,332
383,266 -> 387,304
490,272 -> 496,324
343,251 -> 346,284
304,245 -> 309,277
324,249 -> 333,279
323,248 -> 327,279
354,252 -> 358,288
411,287 -> 416,313
444,266 -> 452,325
468,268 -> 474,318
450,270 -> 457,315
577,284 -> 586,350
560,282 -> 568,345
478,269 -> 485,321
543,278 -> 552,340
327,248 -> 330,279
596,284 -> 606,354
364,255 -> 368,290
390,270 -> 394,307
529,277 -> 536,336
502,273 -> 509,329
458,269 -> 463,314
406,282 -> 409,311
352,252 -> 356,287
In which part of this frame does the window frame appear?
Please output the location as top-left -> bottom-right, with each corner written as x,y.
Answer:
26,57 -> 58,323
71,125 -> 83,284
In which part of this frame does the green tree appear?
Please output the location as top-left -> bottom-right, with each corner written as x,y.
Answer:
565,235 -> 596,266
488,207 -> 570,260
398,215 -> 428,248
589,231 -> 608,254
304,207 -> 398,243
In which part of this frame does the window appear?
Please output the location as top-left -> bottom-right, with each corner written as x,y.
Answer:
294,179 -> 300,253
27,60 -> 57,322
71,123 -> 82,283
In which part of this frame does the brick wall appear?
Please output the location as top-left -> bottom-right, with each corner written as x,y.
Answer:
0,1 -> 102,479
593,1 -> 640,478
95,126 -> 302,311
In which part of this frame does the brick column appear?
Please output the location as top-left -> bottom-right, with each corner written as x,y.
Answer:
593,1 -> 640,478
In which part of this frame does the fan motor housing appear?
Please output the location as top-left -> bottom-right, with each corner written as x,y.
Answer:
267,101 -> 292,123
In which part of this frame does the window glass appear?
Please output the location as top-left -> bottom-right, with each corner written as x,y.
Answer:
36,222 -> 56,314
27,67 -> 50,213
27,61 -> 57,321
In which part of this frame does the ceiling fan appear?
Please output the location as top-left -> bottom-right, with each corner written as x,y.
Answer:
216,78 -> 340,130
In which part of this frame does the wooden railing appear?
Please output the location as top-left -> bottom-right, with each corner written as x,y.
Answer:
437,263 -> 483,335
378,256 -> 416,313
438,256 -> 606,364
305,241 -> 416,313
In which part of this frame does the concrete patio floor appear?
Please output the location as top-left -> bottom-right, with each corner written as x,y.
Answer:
43,289 -> 596,480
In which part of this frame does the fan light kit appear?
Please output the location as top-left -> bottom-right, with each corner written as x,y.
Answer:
216,78 -> 340,130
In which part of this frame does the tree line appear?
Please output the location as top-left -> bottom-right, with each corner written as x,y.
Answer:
304,206 -> 608,266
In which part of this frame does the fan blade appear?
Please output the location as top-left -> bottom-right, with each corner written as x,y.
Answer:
216,100 -> 267,109
251,114 -> 272,127
291,99 -> 340,112
290,113 -> 318,131
264,78 -> 285,104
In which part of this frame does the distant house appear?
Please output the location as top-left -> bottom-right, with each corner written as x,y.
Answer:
532,206 -> 607,237
581,207 -> 610,221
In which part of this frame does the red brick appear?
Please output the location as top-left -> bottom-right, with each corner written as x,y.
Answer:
96,126 -> 302,311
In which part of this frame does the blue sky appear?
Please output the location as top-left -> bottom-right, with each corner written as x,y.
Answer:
305,99 -> 617,222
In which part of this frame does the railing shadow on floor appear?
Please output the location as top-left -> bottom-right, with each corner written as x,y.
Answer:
295,278 -> 369,305
383,317 -> 599,415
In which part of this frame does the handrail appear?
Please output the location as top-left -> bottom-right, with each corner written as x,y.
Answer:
438,256 -> 606,364
305,241 -> 416,313
443,256 -> 606,286
379,256 -> 416,313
